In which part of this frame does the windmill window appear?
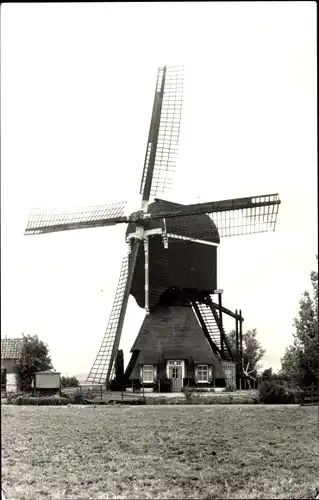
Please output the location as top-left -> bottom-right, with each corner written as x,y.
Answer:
142,365 -> 154,383
197,364 -> 209,382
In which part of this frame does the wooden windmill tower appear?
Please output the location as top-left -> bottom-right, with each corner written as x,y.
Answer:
25,65 -> 281,390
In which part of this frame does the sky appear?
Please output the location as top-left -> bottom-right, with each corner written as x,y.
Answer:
1,2 -> 317,380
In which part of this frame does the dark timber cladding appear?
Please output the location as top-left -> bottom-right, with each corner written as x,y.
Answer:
126,305 -> 226,380
127,199 -> 219,309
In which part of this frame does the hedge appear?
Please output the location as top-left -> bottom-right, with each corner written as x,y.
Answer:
12,395 -> 69,406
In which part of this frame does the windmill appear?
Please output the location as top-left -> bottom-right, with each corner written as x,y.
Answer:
25,65 -> 281,389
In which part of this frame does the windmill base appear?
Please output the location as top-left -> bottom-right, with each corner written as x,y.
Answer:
123,304 -> 240,392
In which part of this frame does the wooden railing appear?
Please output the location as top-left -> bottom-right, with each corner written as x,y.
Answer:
300,385 -> 319,406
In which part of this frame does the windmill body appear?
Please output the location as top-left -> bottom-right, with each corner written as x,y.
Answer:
125,198 -> 223,390
25,65 -> 281,391
127,198 -> 219,310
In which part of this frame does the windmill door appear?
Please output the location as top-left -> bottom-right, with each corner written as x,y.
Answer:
169,366 -> 183,392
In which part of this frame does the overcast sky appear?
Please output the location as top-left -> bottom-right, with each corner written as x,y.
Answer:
1,2 -> 317,379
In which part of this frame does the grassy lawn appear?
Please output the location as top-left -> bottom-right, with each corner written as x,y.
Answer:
1,405 -> 318,499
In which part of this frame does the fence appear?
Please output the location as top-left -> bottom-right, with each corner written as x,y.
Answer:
300,385 -> 319,406
63,384 -> 147,404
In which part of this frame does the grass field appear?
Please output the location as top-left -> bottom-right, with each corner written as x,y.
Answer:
1,405 -> 318,499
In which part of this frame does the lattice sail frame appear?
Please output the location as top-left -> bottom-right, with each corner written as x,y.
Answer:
211,195 -> 280,237
152,194 -> 281,239
140,66 -> 184,198
87,255 -> 129,384
25,201 -> 127,235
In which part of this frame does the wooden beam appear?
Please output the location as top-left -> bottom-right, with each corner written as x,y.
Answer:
239,309 -> 243,371
210,300 -> 244,321
149,195 -> 281,219
218,292 -> 225,357
235,309 -> 239,362
141,68 -> 166,204
206,297 -> 235,362
25,215 -> 127,235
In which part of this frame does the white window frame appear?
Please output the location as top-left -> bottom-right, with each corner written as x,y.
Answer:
166,360 -> 185,380
196,364 -> 209,383
142,365 -> 155,383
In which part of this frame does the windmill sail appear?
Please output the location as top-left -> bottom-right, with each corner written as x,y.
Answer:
87,239 -> 141,385
25,201 -> 127,235
140,66 -> 184,201
151,194 -> 281,237
210,199 -> 280,237
87,255 -> 129,384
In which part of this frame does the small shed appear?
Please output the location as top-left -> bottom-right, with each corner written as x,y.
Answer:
35,371 -> 61,395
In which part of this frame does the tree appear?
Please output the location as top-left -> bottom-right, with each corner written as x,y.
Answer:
261,367 -> 273,381
280,258 -> 318,388
261,367 -> 285,383
61,376 -> 79,388
17,334 -> 53,391
227,328 -> 266,383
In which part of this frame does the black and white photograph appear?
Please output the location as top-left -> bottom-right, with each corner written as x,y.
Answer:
1,2 -> 317,499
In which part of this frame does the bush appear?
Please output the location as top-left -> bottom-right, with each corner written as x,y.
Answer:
225,382 -> 236,392
153,377 -> 171,393
183,388 -> 195,402
12,395 -> 69,406
5,391 -> 28,403
259,380 -> 299,404
61,376 -> 79,388
149,396 -> 171,405
61,388 -> 84,404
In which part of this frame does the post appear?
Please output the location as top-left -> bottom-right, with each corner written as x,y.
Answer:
218,292 -> 224,357
239,309 -> 243,371
235,309 -> 239,361
143,237 -> 150,314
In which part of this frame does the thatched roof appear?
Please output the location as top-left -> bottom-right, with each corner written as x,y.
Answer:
127,305 -> 225,379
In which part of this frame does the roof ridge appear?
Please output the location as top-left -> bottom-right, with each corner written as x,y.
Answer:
1,337 -> 24,340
